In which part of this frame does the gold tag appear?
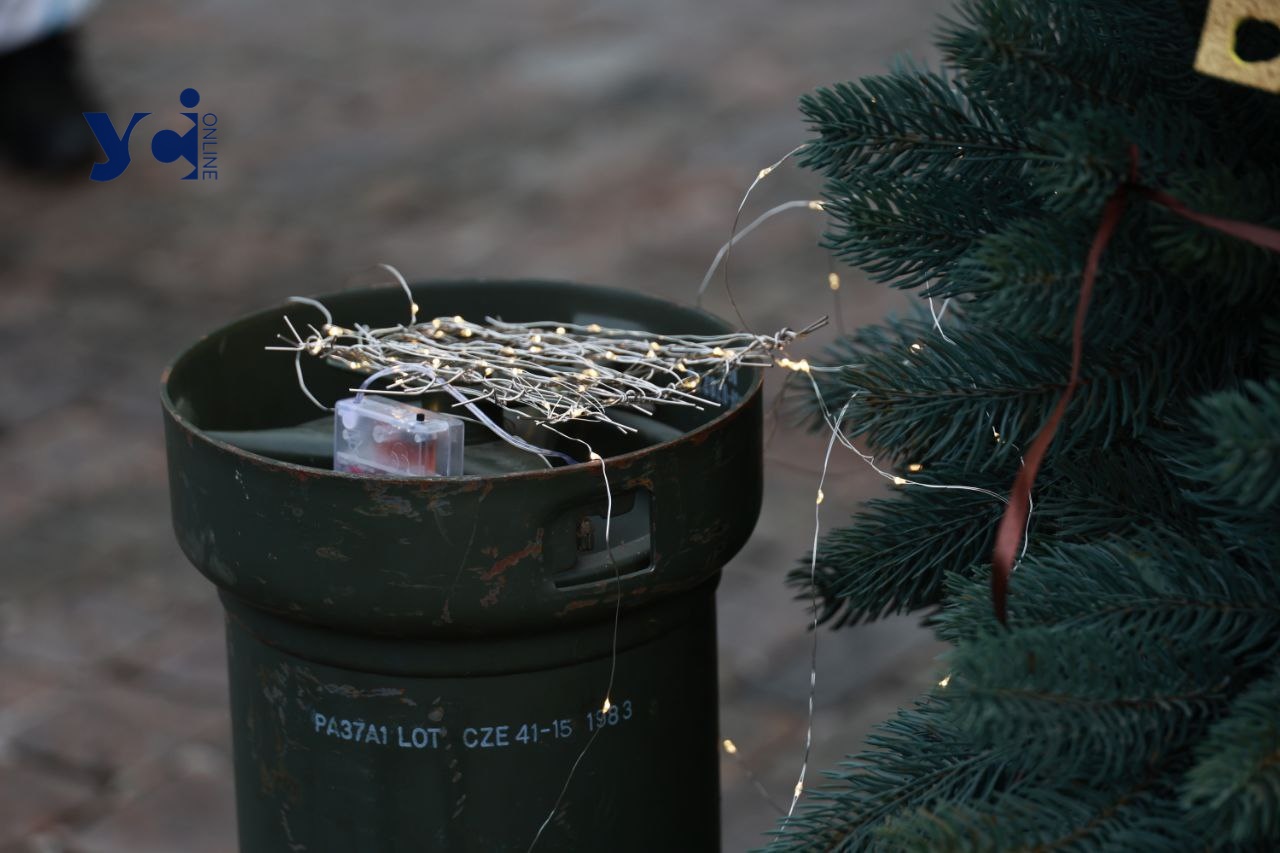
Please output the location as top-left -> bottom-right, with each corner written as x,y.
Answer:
1194,0 -> 1280,93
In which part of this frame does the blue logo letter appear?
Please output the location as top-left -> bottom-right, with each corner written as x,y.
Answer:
83,111 -> 150,181
151,88 -> 201,180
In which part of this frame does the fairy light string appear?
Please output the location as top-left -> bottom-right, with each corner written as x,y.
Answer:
722,738 -> 786,816
771,360 -> 1032,833
779,393 -> 851,831
708,143 -> 809,333
270,306 -> 828,440
525,435 -> 617,853
696,198 -> 827,303
709,148 -> 1040,826
928,295 -> 955,345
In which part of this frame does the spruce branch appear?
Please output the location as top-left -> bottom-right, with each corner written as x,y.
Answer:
1183,667 -> 1280,845
1178,380 -> 1280,513
798,68 -> 1032,187
937,0 -> 1204,120
944,627 -> 1232,784
1032,445 -> 1205,541
936,534 -> 1280,668
810,316 -> 1169,469
1149,168 -> 1280,306
872,768 -> 1196,853
818,173 -> 1029,290
789,471 -> 1006,627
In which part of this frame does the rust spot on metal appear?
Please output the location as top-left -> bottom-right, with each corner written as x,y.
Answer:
453,479 -> 496,498
684,426 -> 713,446
478,579 -> 504,609
354,483 -> 421,519
479,530 -> 543,582
556,598 -> 600,616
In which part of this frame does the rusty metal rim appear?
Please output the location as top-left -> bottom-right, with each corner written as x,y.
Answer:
160,279 -> 765,484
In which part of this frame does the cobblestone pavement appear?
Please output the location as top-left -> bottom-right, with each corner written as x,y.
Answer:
0,0 -> 950,849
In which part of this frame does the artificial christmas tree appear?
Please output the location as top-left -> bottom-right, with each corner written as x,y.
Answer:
776,1 -> 1280,849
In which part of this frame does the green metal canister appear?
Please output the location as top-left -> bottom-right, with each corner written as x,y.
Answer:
161,280 -> 763,851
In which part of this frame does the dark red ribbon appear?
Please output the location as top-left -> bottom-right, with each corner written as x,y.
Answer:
991,145 -> 1280,624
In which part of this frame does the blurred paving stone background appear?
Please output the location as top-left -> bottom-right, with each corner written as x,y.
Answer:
0,0 -> 950,849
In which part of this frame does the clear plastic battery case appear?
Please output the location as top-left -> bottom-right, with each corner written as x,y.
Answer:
334,395 -> 464,477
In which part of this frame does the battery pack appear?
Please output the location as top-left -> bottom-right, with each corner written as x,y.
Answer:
334,395 -> 464,477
